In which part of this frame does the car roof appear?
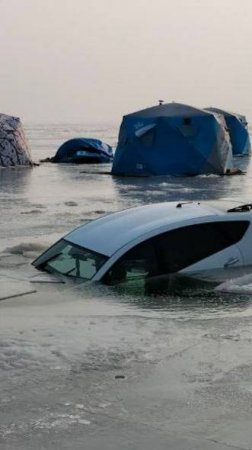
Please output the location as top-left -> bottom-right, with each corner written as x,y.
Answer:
65,202 -> 223,257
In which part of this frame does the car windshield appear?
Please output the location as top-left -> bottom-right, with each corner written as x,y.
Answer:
33,239 -> 108,281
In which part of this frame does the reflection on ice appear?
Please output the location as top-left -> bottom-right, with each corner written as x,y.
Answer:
0,166 -> 33,194
107,273 -> 251,315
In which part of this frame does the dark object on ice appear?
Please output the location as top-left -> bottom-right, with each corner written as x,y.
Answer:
112,102 -> 233,177
206,107 -> 251,156
115,375 -> 125,379
0,290 -> 37,301
227,203 -> 252,213
0,114 -> 33,167
225,168 -> 246,176
80,170 -> 111,175
45,138 -> 113,164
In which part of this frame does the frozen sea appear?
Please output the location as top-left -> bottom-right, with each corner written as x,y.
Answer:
1,123 -> 252,449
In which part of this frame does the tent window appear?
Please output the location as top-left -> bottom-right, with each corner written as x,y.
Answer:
183,117 -> 191,125
140,129 -> 155,147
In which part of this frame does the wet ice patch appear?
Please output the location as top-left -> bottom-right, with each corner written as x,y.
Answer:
20,209 -> 43,214
94,210 -> 106,214
3,242 -> 47,259
0,338 -> 46,371
220,334 -> 240,341
0,412 -> 91,438
69,348 -> 153,375
0,253 -> 28,268
64,201 -> 78,207
32,413 -> 91,430
30,203 -> 47,209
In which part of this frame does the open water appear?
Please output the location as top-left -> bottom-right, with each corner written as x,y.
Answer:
1,123 -> 252,449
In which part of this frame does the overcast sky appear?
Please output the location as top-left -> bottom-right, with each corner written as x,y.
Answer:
0,0 -> 251,123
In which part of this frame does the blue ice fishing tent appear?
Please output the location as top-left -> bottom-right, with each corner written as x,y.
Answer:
205,107 -> 251,156
52,138 -> 113,163
112,103 -> 233,176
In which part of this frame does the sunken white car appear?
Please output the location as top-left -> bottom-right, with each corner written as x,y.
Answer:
32,202 -> 252,286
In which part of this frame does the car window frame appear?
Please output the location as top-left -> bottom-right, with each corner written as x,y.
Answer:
100,219 -> 250,285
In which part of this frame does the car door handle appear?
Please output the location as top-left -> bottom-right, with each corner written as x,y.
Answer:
224,257 -> 240,268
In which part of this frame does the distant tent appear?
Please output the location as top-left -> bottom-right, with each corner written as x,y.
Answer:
51,138 -> 113,164
206,107 -> 251,156
0,114 -> 32,167
112,103 -> 233,176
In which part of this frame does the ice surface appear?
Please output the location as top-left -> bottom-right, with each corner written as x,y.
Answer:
1,124 -> 252,449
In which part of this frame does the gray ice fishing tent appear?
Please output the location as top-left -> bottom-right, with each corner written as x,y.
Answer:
0,114 -> 33,167
112,102 -> 233,176
205,107 -> 251,156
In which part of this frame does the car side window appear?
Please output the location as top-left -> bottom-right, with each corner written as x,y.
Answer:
103,241 -> 158,285
102,220 -> 249,285
154,221 -> 249,273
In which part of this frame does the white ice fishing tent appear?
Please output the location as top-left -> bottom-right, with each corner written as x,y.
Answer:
0,114 -> 33,167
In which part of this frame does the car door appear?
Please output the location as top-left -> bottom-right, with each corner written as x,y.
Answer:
102,240 -> 159,286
